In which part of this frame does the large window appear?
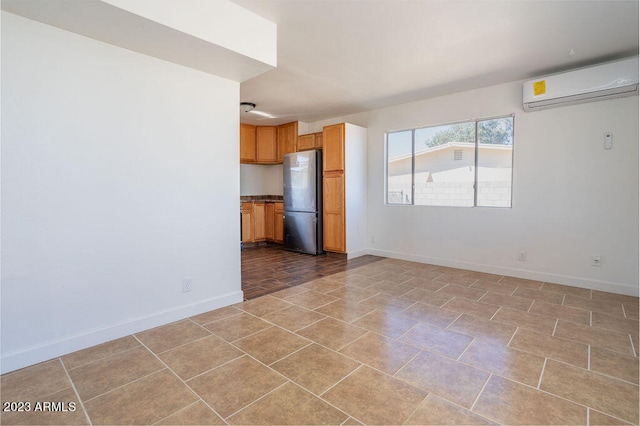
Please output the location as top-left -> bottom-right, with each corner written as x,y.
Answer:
386,115 -> 514,207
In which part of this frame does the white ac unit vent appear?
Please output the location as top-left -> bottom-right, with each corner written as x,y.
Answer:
523,57 -> 638,112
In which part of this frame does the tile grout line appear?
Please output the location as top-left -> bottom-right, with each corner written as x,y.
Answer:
629,335 -> 637,358
488,307 -> 500,321
153,329 -> 216,356
130,334 -> 229,424
505,326 -> 519,347
152,400 -> 207,425
81,367 -> 165,404
225,349 -> 358,425
196,308 -> 244,327
469,372 -> 493,412
63,341 -> 145,373
445,312 -> 465,330
58,358 -> 93,426
220,380 -> 291,421
292,315 -> 332,333
401,394 -> 429,426
317,363 -> 367,399
537,358 -> 548,390
532,386 -> 619,423
456,337 -> 476,361
183,351 -> 246,383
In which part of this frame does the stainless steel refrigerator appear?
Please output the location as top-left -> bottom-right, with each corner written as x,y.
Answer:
283,150 -> 323,255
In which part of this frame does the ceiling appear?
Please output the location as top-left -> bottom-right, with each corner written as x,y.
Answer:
230,0 -> 639,125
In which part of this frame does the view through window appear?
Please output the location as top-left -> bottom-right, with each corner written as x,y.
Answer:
386,116 -> 514,207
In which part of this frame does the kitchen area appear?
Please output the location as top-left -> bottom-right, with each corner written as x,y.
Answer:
239,119 -> 373,298
240,120 -> 315,250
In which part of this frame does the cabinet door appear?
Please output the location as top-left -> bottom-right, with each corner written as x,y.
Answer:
240,124 -> 256,163
256,126 -> 278,163
241,203 -> 254,243
265,203 -> 275,241
297,134 -> 315,151
274,203 -> 284,243
323,172 -> 346,253
253,203 -> 266,241
323,123 -> 345,172
314,132 -> 323,149
277,121 -> 298,162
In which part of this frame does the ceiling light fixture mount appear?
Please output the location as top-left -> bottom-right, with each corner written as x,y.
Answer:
240,102 -> 256,113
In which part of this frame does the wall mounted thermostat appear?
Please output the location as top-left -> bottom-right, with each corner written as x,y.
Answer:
604,132 -> 613,150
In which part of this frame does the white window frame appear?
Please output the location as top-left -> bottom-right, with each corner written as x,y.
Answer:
385,114 -> 515,208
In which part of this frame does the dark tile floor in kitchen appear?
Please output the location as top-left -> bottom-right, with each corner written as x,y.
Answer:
241,244 -> 385,300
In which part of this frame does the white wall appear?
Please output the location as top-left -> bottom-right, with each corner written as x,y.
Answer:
1,12 -> 244,373
345,123 -> 368,258
240,164 -> 283,196
311,82 -> 639,296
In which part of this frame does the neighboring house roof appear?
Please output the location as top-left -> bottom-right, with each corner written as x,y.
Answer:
389,141 -> 512,162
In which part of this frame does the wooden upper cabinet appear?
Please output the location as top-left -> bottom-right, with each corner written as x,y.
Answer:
297,134 -> 315,151
277,122 -> 298,162
256,126 -> 278,163
242,121 -> 298,164
323,123 -> 345,172
297,132 -> 323,151
240,124 -> 256,163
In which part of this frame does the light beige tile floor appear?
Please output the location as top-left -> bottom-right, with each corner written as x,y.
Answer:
2,258 -> 639,425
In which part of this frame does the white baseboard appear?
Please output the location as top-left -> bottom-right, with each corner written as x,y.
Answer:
347,248 -> 370,259
1,291 -> 244,374
366,248 -> 639,297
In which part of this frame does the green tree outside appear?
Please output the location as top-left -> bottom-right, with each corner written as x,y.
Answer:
424,117 -> 513,148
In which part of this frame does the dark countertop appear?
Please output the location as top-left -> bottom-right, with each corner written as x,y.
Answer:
241,195 -> 283,204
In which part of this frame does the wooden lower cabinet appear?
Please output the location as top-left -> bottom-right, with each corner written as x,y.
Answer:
253,203 -> 266,241
274,203 -> 284,243
241,201 -> 284,244
241,202 -> 254,243
323,172 -> 346,253
265,203 -> 275,240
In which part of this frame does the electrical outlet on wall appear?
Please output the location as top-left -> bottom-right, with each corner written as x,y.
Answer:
182,279 -> 192,292
518,252 -> 527,261
591,255 -> 602,267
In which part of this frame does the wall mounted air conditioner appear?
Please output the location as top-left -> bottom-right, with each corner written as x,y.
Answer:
523,57 -> 638,112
